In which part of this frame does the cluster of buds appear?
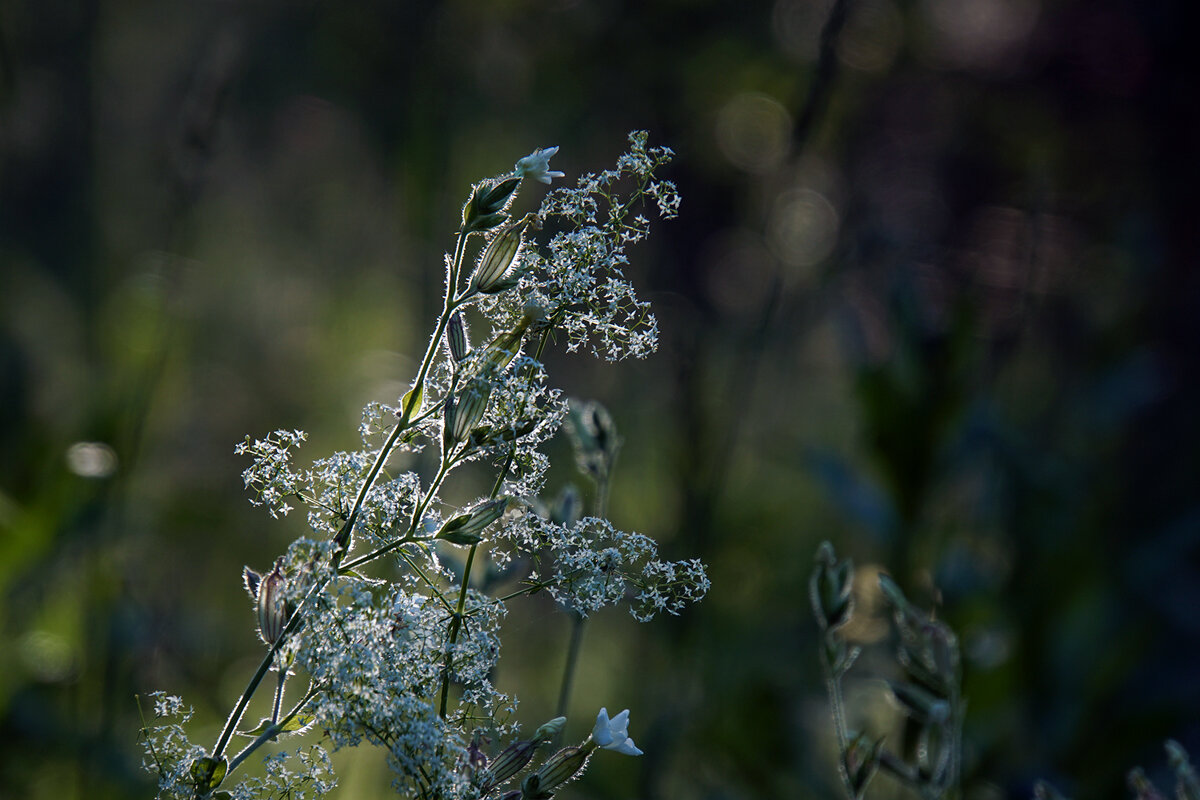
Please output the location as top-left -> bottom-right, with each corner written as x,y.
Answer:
1125,741 -> 1200,800
875,572 -> 962,798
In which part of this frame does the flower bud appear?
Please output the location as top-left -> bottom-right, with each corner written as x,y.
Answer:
437,498 -> 507,546
887,680 -> 951,724
532,717 -> 567,744
480,177 -> 522,214
842,732 -> 882,800
470,215 -> 531,294
482,739 -> 537,790
253,559 -> 289,646
1168,740 -> 1200,800
531,746 -> 591,794
810,542 -> 854,632
446,312 -> 469,362
445,378 -> 491,444
480,316 -> 532,375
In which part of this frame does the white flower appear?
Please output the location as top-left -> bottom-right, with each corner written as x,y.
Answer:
591,707 -> 643,756
515,146 -> 565,184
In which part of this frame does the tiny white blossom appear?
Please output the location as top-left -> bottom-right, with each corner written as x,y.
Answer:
591,707 -> 643,756
515,146 -> 565,184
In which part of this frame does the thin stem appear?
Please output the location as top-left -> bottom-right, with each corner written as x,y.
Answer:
271,668 -> 286,724
555,612 -> 586,719
340,533 -> 423,573
439,543 -> 478,718
227,682 -> 322,774
554,474 -> 608,719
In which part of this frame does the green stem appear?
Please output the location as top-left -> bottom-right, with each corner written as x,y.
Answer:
270,669 -> 286,724
214,225 -> 474,761
554,474 -> 608,719
439,543 -> 478,718
555,612 -> 586,719
227,682 -> 322,774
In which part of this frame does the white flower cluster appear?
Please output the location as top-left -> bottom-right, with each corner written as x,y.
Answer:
480,131 -> 678,362
494,514 -> 711,621
142,136 -> 707,800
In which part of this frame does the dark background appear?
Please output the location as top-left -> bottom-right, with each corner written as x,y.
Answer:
2,0 -> 1198,798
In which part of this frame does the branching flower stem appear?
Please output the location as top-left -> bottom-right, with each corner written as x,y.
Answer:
212,226 -> 474,762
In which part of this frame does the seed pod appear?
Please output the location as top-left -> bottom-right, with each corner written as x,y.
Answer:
446,312 -> 469,362
445,378 -> 491,444
470,215 -> 531,294
531,745 -> 591,793
482,739 -> 537,790
436,498 -> 507,546
254,559 -> 289,645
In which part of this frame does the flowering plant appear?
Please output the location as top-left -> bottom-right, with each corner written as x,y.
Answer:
138,133 -> 708,800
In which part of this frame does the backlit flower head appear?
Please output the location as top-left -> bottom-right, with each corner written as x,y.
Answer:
515,146 -> 565,184
591,707 -> 643,756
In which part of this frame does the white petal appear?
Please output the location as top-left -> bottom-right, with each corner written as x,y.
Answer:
611,737 -> 643,756
592,707 -> 614,746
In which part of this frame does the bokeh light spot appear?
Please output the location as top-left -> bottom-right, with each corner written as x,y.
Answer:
65,441 -> 119,479
715,93 -> 792,174
767,188 -> 840,272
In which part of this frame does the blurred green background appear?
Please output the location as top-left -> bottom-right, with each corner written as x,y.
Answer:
2,0 -> 1198,798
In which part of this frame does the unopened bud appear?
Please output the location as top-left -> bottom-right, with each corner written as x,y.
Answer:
842,733 -> 882,800
532,717 -> 567,744
531,746 -> 591,793
810,542 -> 854,632
483,740 -> 537,790
480,177 -> 522,214
437,498 -> 508,546
481,317 -> 532,374
445,378 -> 492,444
887,681 -> 950,724
470,215 -> 531,294
253,559 -> 289,645
1168,740 -> 1200,800
446,313 -> 470,362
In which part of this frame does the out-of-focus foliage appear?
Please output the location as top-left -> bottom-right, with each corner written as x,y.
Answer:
1,0 -> 1197,799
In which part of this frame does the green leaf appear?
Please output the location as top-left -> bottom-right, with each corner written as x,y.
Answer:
400,386 -> 424,421
190,755 -> 228,792
238,713 -> 316,738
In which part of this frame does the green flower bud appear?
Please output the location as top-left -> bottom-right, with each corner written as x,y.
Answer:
437,498 -> 507,546
483,739 -> 537,790
445,378 -> 492,444
532,717 -> 567,744
251,559 -> 288,646
470,215 -> 532,294
842,732 -> 882,800
810,542 -> 854,632
887,680 -> 951,724
531,746 -> 591,794
446,312 -> 469,362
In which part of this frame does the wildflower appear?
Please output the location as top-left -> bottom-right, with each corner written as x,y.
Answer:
591,707 -> 643,756
514,146 -> 565,184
